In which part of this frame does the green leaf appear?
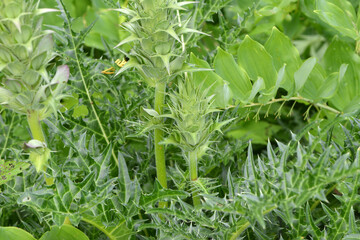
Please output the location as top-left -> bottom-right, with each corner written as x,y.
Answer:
39,225 -> 89,240
50,65 -> 70,85
226,120 -> 281,145
318,64 -> 348,99
246,77 -> 265,102
112,8 -> 137,17
348,207 -> 358,234
344,234 -> 360,240
214,47 -> 252,102
294,57 -> 317,92
117,152 -> 132,204
306,203 -> 322,238
72,105 -> 89,118
140,181 -> 189,206
237,35 -> 277,91
143,108 -> 159,117
189,53 -> 230,107
264,27 -> 302,92
0,227 -> 36,240
315,0 -> 359,40
324,37 -> 360,112
82,215 -> 132,240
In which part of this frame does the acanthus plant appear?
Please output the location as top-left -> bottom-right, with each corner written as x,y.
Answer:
112,0 -> 210,207
0,0 -> 69,178
161,79 -> 232,206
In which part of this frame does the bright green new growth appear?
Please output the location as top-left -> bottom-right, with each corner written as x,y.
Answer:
0,0 -> 69,173
164,79 -> 232,206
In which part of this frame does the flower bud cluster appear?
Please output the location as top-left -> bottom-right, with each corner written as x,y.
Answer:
164,79 -> 232,158
0,0 -> 69,119
115,0 -> 192,86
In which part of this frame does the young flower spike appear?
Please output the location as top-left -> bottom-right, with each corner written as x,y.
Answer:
0,0 -> 69,174
163,78 -> 233,206
0,0 -> 69,120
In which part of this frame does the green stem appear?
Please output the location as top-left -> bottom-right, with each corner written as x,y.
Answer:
154,82 -> 167,208
27,110 -> 45,142
227,96 -> 341,115
356,40 -> 360,55
27,110 -> 53,186
189,150 -> 201,207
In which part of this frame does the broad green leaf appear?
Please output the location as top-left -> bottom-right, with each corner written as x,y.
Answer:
0,227 -> 36,240
226,121 -> 282,145
40,225 -> 89,240
190,53 -> 231,107
315,0 -> 358,40
300,63 -> 327,100
82,215 -> 132,240
237,35 -> 277,90
324,37 -> 360,112
318,64 -> 348,99
265,27 -> 302,92
72,105 -> 89,118
259,64 -> 286,103
214,47 -> 252,102
294,57 -> 316,92
300,0 -> 320,20
246,77 -> 265,102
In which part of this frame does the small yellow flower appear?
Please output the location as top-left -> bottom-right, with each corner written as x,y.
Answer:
102,58 -> 127,74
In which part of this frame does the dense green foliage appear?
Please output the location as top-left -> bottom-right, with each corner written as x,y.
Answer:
1,0 -> 360,239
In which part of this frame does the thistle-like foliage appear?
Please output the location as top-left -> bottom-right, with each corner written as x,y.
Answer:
0,0 -> 69,119
165,79 -> 232,158
114,0 -> 196,85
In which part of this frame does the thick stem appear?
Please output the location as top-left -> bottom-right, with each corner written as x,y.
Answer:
27,110 -> 45,142
189,150 -> 201,207
154,82 -> 167,208
27,110 -> 53,186
356,40 -> 360,55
